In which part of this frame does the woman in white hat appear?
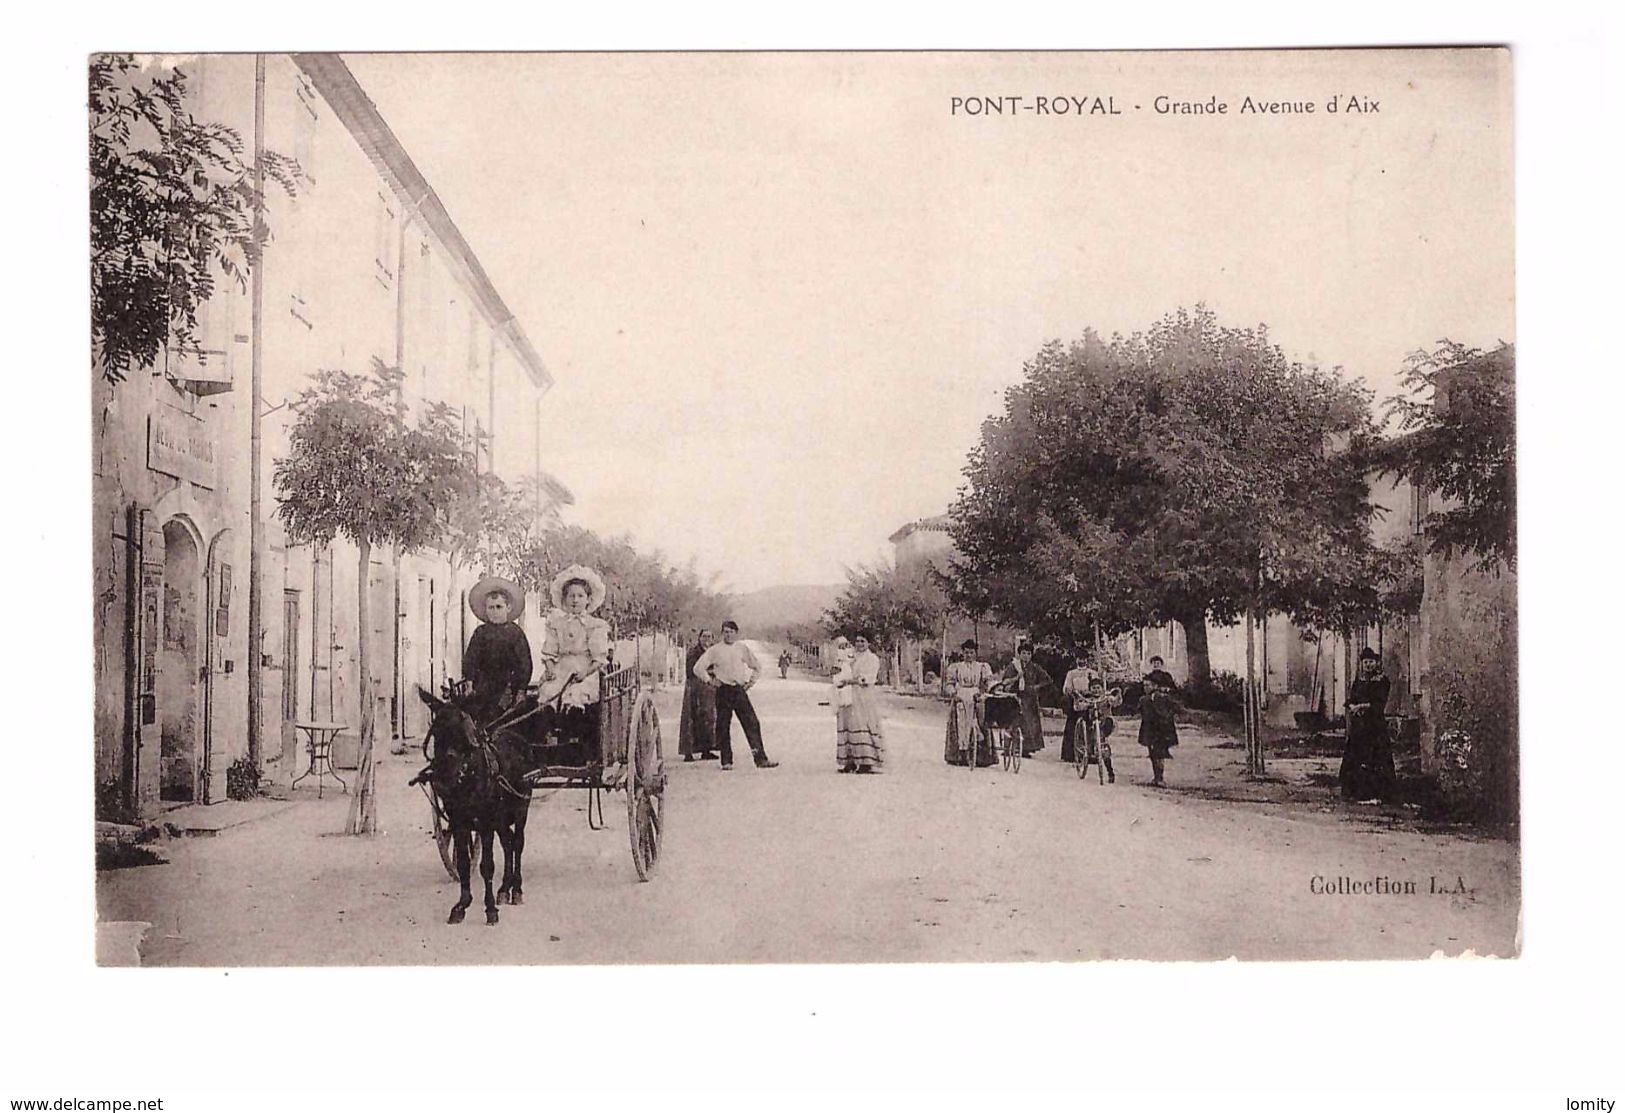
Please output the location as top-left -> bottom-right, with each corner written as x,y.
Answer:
538,564 -> 612,713
463,575 -> 532,723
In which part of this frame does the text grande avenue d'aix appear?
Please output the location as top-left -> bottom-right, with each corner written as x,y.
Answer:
950,93 -> 1384,116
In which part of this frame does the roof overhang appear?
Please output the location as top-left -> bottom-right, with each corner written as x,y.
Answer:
291,53 -> 552,394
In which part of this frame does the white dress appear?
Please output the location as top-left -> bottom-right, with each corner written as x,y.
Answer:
831,647 -> 856,709
836,650 -> 886,770
537,609 -> 611,709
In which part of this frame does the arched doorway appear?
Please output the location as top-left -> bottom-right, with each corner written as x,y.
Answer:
159,520 -> 202,802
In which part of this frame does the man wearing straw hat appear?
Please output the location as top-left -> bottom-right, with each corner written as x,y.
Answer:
463,573 -> 534,724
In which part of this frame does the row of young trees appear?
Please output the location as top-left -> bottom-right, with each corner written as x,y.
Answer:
506,526 -> 731,636
273,364 -> 727,833
823,561 -> 950,652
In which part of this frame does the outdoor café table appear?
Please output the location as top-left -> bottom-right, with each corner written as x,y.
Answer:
290,721 -> 349,798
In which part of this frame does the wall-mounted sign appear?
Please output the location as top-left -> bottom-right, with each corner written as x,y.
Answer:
147,411 -> 216,489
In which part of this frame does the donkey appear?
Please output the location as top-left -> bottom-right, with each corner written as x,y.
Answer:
411,687 -> 533,925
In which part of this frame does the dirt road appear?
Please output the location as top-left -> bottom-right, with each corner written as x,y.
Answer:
97,675 -> 1519,964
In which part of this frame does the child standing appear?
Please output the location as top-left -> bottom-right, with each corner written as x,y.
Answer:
1079,676 -> 1119,783
1137,654 -> 1180,786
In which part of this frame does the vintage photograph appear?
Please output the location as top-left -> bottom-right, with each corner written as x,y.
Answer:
90,48 -> 1517,965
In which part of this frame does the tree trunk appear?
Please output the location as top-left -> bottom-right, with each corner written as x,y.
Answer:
345,538 -> 378,835
1179,607 -> 1211,688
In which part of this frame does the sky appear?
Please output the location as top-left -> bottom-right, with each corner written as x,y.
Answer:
344,49 -> 1513,593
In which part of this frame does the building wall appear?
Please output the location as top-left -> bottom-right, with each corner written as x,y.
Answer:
893,526 -> 955,575
91,368 -> 247,812
93,55 -> 554,817
1417,545 -> 1517,807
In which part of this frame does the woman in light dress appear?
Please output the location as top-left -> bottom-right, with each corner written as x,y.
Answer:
944,638 -> 996,767
834,632 -> 886,774
535,564 -> 612,757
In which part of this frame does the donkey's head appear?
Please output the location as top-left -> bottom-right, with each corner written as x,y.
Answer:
418,686 -> 481,762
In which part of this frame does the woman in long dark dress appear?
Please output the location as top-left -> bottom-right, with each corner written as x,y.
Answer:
678,629 -> 718,762
992,642 -> 1053,757
1137,655 -> 1180,786
1339,647 -> 1395,802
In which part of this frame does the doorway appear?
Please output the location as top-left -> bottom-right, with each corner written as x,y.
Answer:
403,575 -> 434,740
282,591 -> 302,722
159,520 -> 201,802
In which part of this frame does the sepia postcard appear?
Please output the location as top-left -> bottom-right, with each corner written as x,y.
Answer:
89,47 -> 1517,966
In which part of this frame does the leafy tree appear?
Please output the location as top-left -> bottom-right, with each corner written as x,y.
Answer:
949,307 -> 1385,700
90,54 -> 299,383
1380,341 -> 1515,570
273,363 -> 464,834
824,561 -> 949,651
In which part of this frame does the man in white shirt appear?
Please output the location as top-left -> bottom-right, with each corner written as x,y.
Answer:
693,621 -> 779,770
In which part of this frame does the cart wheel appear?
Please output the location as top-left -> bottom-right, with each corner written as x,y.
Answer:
430,793 -> 478,882
627,692 -> 666,881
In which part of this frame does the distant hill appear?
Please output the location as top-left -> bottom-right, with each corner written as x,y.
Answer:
724,583 -> 842,637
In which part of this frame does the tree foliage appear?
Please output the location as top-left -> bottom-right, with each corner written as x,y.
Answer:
90,54 -> 300,383
1380,341 -> 1515,571
432,416 -> 534,579
509,526 -> 728,634
272,363 -> 474,836
824,561 -> 949,650
948,307 -> 1390,665
273,364 -> 463,553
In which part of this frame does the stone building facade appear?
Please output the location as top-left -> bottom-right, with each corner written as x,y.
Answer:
92,54 -> 565,818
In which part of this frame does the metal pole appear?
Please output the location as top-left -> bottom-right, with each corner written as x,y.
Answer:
309,544 -> 320,720
390,219 -> 407,745
246,54 -> 267,768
